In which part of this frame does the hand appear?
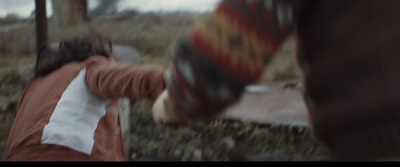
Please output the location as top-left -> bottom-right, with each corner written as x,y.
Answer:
152,90 -> 183,125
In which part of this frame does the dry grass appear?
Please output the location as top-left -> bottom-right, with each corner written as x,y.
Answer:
129,99 -> 329,161
1,12 -> 199,57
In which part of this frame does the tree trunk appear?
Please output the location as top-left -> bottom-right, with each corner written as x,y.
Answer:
51,0 -> 88,26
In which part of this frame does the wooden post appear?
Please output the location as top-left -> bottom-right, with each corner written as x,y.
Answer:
35,0 -> 48,55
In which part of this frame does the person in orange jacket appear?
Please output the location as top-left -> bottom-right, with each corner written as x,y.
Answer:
4,34 -> 166,161
153,0 -> 400,161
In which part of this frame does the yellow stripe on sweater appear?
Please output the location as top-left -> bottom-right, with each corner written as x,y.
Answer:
192,18 -> 246,73
191,12 -> 275,75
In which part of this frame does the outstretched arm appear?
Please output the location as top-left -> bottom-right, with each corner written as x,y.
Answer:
85,56 -> 166,100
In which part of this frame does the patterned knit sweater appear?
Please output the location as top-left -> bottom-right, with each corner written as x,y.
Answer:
168,0 -> 400,160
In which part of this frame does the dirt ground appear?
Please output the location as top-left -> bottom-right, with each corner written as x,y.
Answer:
0,12 -> 330,161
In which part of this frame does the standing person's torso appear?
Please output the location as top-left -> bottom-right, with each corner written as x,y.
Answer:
296,0 -> 400,160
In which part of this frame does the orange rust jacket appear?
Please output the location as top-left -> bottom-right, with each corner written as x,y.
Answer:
4,56 -> 165,161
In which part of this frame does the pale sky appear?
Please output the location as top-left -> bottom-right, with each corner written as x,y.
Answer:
117,0 -> 220,13
0,0 -> 221,18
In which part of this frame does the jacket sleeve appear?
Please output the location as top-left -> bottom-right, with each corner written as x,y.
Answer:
85,56 -> 166,100
167,0 -> 297,121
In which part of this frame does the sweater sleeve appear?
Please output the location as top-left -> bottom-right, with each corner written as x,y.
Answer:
167,0 -> 297,121
85,56 -> 166,100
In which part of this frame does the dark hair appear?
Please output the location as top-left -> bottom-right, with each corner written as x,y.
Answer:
35,34 -> 113,77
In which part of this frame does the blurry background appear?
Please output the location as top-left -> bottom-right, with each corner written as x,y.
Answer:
0,0 -> 219,18
0,0 -> 325,161
0,0 -> 219,58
